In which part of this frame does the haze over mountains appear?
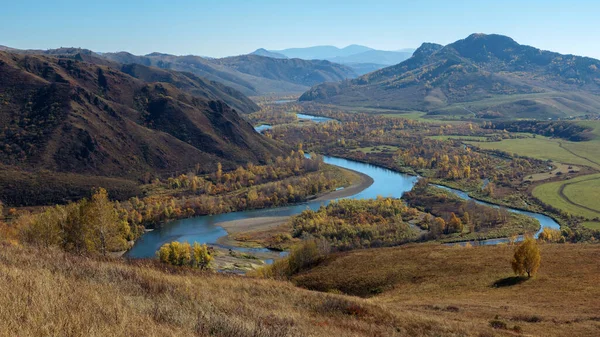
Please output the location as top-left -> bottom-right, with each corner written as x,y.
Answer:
251,45 -> 415,75
300,34 -> 600,119
101,51 -> 357,96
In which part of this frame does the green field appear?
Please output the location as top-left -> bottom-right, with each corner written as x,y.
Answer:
533,173 -> 600,219
352,145 -> 399,154
428,135 -> 491,141
472,121 -> 600,220
581,221 -> 600,230
466,136 -> 600,170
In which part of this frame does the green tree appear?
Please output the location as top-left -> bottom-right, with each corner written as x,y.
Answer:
511,237 -> 541,278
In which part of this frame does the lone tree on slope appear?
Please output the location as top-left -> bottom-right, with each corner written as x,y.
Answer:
511,236 -> 541,278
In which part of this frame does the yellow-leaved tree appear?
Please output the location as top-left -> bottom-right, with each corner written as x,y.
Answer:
158,241 -> 213,270
511,236 -> 541,278
82,188 -> 128,255
192,242 -> 213,270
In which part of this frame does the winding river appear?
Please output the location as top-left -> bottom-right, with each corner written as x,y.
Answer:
126,113 -> 560,258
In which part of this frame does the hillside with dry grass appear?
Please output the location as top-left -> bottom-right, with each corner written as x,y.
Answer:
0,241 -> 597,336
293,243 -> 600,336
0,243 -> 477,337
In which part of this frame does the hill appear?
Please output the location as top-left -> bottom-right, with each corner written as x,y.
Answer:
1,242 -> 597,336
0,51 -> 282,205
214,55 -> 356,87
118,63 -> 260,114
250,48 -> 288,59
102,51 -> 356,96
0,47 -> 260,113
293,243 -> 600,337
300,34 -> 600,119
264,45 -> 415,74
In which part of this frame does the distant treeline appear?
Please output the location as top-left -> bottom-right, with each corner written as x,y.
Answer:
483,121 -> 594,141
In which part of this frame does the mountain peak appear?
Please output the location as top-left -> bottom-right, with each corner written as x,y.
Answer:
250,48 -> 288,59
412,42 -> 444,59
146,52 -> 173,57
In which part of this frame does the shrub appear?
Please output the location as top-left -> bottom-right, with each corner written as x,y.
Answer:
253,238 -> 330,279
489,319 -> 507,329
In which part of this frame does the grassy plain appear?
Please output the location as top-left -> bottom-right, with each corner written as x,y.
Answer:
428,135 -> 491,141
581,221 -> 600,230
467,124 -> 600,220
466,136 -> 600,170
532,173 -> 600,219
293,243 -> 600,337
352,145 -> 399,154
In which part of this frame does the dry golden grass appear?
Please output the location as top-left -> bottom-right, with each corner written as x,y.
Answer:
0,242 -> 491,337
293,243 -> 600,337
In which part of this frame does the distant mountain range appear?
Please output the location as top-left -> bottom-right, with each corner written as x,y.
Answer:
101,51 -> 356,96
0,50 -> 283,204
251,45 -> 415,75
300,34 -> 600,119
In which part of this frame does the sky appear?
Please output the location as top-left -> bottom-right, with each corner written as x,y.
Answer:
1,0 -> 600,58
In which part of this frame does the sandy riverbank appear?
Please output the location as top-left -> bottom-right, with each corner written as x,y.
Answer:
216,167 -> 373,243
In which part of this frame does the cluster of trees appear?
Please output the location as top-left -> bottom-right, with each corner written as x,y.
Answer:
120,167 -> 350,227
157,151 -> 323,196
290,197 -> 419,250
484,120 -> 594,142
403,181 -> 535,239
7,188 -> 138,255
157,241 -> 213,270
246,108 -> 299,127
266,110 -> 545,191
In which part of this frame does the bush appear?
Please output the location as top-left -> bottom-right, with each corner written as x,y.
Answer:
489,319 -> 507,329
253,238 -> 330,279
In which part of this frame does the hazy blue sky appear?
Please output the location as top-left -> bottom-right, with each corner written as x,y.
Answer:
1,0 -> 599,58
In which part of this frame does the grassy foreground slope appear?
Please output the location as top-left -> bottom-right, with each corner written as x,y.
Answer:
1,241 -> 598,336
0,243 -> 483,337
293,243 -> 600,337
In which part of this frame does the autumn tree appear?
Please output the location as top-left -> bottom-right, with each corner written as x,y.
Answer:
82,188 -> 128,255
538,228 -> 563,243
19,206 -> 64,248
216,162 -> 223,183
511,237 -> 541,278
158,241 -> 213,269
431,217 -> 446,237
462,211 -> 471,230
448,212 -> 463,233
192,242 -> 213,270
